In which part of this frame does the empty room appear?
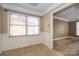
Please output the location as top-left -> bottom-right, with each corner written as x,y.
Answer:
53,3 -> 79,56
0,3 -> 79,56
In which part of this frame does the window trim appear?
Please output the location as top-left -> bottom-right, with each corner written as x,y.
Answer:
76,21 -> 79,36
8,11 -> 40,37
26,15 -> 40,36
9,12 -> 27,37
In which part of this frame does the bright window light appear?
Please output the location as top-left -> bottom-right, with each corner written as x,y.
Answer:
76,22 -> 79,36
9,12 -> 39,36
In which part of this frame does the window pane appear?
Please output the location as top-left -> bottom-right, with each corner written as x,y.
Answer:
10,14 -> 26,25
27,16 -> 39,25
27,26 -> 39,35
76,29 -> 79,35
10,26 -> 26,36
77,22 -> 79,28
76,22 -> 79,36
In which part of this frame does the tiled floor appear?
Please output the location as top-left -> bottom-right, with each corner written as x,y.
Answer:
54,38 -> 79,56
0,44 -> 63,56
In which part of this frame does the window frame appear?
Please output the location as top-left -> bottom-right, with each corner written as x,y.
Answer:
26,16 -> 40,36
8,12 -> 27,37
8,12 -> 40,37
76,21 -> 79,36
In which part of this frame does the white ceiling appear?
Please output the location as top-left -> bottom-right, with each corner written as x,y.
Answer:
0,3 -> 62,16
13,3 -> 53,13
55,3 -> 79,21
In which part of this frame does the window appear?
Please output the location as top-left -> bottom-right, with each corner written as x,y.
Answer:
9,12 -> 39,36
9,13 -> 26,36
76,22 -> 79,36
27,16 -> 39,35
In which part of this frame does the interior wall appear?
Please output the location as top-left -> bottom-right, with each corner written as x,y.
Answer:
40,17 -> 44,32
41,12 -> 53,49
2,34 -> 43,51
68,21 -> 76,36
0,6 -> 2,53
0,6 -> 2,33
0,5 -> 55,51
53,19 -> 69,39
41,14 -> 50,32
0,7 -> 53,51
1,8 -> 43,51
1,9 -> 8,33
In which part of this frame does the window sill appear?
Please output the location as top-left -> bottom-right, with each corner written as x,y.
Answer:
9,34 -> 40,38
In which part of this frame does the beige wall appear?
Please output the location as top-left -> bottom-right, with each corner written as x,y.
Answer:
41,13 -> 52,33
0,6 -> 2,33
53,19 -> 69,38
68,21 -> 76,36
40,17 -> 43,32
0,7 -> 8,34
1,9 -> 8,33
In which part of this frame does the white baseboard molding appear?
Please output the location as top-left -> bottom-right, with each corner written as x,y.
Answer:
54,36 -> 69,40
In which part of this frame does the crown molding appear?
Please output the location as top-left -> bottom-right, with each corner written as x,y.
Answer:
0,3 -> 74,16
0,3 -> 63,16
54,16 -> 70,22
54,16 -> 79,22
52,3 -> 74,14
0,3 -> 42,16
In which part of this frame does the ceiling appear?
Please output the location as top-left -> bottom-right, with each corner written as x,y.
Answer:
55,3 -> 79,21
0,3 -> 63,16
